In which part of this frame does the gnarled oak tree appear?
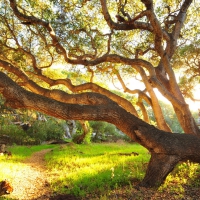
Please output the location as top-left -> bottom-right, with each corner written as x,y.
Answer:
0,0 -> 200,187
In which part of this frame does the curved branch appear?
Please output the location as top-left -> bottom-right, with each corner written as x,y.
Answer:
134,65 -> 171,131
170,0 -> 193,56
160,0 -> 193,99
0,59 -> 138,116
136,101 -> 150,123
149,75 -> 186,109
0,71 -> 143,142
114,70 -> 152,106
34,73 -> 139,116
9,0 -> 68,61
9,0 -> 167,69
100,0 -> 170,41
0,60 -> 117,106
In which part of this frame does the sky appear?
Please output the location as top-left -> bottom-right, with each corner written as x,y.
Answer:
111,77 -> 200,112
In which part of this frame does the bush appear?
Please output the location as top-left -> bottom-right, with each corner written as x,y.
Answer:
0,124 -> 28,145
0,118 -> 65,145
89,121 -> 130,143
27,119 -> 64,143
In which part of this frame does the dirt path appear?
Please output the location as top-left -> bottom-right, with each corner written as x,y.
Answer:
7,149 -> 53,200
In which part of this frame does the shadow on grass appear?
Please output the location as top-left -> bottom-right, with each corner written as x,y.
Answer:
45,143 -> 150,199
49,157 -> 147,199
48,159 -> 200,200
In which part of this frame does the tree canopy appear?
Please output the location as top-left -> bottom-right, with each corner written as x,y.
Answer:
0,0 -> 200,187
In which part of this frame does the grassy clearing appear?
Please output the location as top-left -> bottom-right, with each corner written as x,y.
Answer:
45,143 -> 200,199
45,142 -> 150,198
1,143 -> 200,199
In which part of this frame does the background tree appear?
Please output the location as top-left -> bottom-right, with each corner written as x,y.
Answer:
173,38 -> 200,102
0,0 -> 200,187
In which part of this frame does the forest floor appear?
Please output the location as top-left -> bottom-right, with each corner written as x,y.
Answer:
2,148 -> 200,200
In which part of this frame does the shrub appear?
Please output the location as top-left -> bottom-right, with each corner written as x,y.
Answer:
27,119 -> 64,143
89,121 -> 130,143
0,124 -> 27,145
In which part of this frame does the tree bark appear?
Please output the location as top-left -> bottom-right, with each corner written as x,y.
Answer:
1,71 -> 200,187
140,154 -> 179,187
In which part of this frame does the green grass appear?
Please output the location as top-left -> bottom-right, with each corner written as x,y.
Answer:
45,143 -> 150,198
6,144 -> 57,162
1,143 -> 200,199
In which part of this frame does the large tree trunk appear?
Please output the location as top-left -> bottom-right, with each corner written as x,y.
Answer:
1,72 -> 200,187
140,154 -> 179,187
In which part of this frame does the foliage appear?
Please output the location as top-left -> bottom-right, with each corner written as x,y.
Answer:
89,121 -> 130,142
148,101 -> 184,133
0,94 -> 65,144
72,120 -> 93,144
173,39 -> 200,100
1,121 -> 65,145
27,119 -> 65,144
0,110 -> 65,145
0,124 -> 28,145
